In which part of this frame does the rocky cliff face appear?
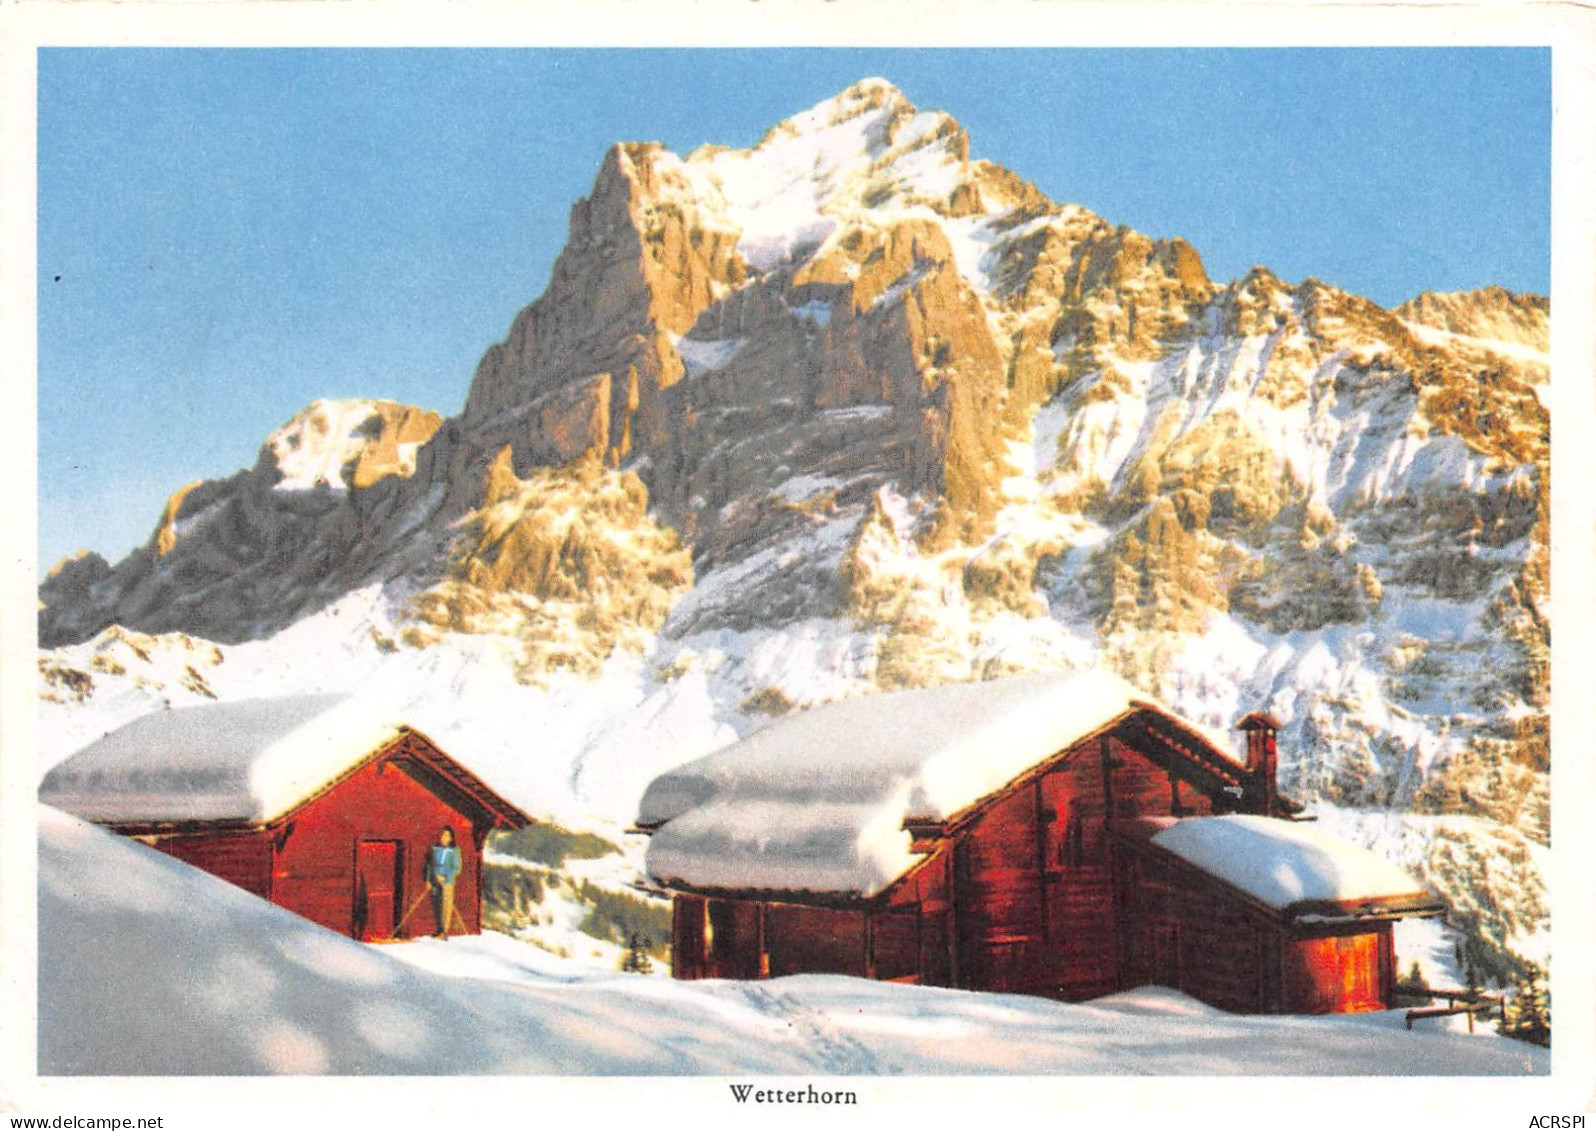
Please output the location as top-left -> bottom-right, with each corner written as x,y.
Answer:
39,399 -> 448,645
460,80 -> 1023,555
38,79 -> 1551,979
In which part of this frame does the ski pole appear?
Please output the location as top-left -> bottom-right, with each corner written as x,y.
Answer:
394,887 -> 431,937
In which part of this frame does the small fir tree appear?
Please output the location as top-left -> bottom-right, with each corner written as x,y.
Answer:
620,932 -> 655,975
1499,962 -> 1551,1048
1399,960 -> 1429,996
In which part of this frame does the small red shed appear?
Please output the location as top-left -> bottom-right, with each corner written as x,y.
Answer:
1110,815 -> 1443,1013
40,694 -> 532,941
634,670 -> 1443,1014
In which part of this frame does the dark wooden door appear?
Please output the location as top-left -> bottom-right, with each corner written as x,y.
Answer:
1149,922 -> 1179,988
356,840 -> 401,941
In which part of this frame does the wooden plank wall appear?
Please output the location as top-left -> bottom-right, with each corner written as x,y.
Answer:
869,909 -> 920,981
1037,747 -> 1114,998
881,849 -> 954,986
765,904 -> 866,978
1114,846 -> 1275,1013
1116,840 -> 1394,1015
954,784 -> 1045,994
154,832 -> 273,901
707,899 -> 765,979
949,734 -> 1214,1000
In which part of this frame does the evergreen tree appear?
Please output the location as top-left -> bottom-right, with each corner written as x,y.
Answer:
621,932 -> 655,975
1500,962 -> 1551,1048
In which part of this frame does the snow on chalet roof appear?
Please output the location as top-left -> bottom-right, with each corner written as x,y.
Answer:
39,694 -> 407,825
639,670 -> 1242,899
1142,815 -> 1439,916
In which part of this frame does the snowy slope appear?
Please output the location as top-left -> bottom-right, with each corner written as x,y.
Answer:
38,807 -> 1545,1077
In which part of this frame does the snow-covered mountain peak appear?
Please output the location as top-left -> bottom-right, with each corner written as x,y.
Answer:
265,399 -> 382,493
743,75 -> 943,170
670,81 -> 981,271
263,398 -> 443,493
764,76 -> 913,138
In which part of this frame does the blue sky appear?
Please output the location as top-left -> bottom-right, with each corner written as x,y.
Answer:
37,48 -> 1550,574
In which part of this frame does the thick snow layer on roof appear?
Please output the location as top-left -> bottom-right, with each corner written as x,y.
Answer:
648,795 -> 920,898
1149,815 -> 1433,911
38,694 -> 405,824
641,670 -> 1238,897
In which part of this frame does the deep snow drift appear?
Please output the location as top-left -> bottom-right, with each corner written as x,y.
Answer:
37,807 -> 1544,1077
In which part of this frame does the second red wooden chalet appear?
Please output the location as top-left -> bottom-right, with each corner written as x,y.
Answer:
635,672 -> 1443,1014
40,694 -> 531,941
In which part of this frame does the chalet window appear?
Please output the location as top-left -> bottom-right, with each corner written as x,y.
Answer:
1060,816 -> 1085,867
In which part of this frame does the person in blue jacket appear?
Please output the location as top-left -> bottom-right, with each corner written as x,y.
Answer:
425,828 -> 463,939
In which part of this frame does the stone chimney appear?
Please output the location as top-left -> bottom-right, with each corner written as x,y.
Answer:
1237,712 -> 1282,817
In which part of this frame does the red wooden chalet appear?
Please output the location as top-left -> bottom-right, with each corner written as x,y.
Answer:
40,694 -> 531,941
634,672 -> 1443,1014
